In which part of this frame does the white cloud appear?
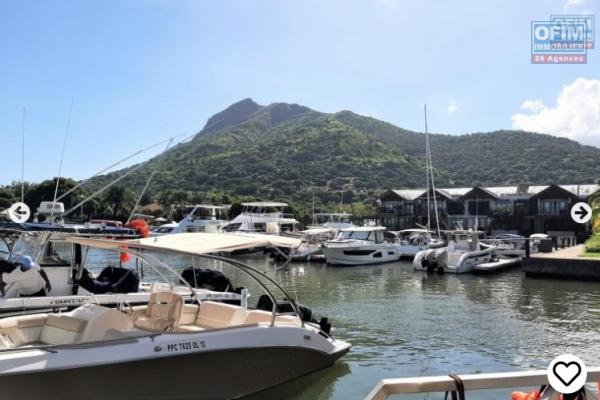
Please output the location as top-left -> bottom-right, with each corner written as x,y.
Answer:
447,101 -> 459,114
563,0 -> 587,12
511,77 -> 600,147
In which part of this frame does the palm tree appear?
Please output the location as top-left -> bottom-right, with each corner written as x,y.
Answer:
103,186 -> 136,221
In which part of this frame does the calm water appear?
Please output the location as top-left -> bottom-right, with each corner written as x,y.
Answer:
92,252 -> 600,399
240,256 -> 600,400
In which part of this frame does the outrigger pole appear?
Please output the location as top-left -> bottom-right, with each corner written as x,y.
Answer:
126,137 -> 175,224
57,134 -> 186,202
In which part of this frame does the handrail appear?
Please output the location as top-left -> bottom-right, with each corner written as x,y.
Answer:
365,367 -> 600,400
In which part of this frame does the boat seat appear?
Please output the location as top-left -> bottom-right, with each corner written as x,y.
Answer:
244,310 -> 302,326
175,325 -> 205,333
179,304 -> 200,325
39,314 -> 88,345
195,301 -> 246,329
135,292 -> 183,331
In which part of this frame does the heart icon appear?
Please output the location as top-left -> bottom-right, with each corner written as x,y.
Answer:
553,361 -> 582,387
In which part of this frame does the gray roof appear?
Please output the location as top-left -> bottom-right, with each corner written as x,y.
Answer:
387,184 -> 599,201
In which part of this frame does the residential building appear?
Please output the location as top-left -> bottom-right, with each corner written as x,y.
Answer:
379,184 -> 599,241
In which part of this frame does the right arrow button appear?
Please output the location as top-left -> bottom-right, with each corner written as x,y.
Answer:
571,202 -> 592,224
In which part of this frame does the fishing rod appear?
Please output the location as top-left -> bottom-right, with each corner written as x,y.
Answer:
56,134 -> 186,202
126,137 -> 175,224
62,134 -> 191,218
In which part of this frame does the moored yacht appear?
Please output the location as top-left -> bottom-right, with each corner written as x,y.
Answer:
322,226 -> 399,266
220,201 -> 299,234
0,233 -> 350,400
413,230 -> 496,273
152,204 -> 228,235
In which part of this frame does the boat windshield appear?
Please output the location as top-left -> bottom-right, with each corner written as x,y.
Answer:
337,230 -> 371,241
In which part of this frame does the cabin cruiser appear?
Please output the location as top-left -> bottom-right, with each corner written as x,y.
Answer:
322,226 -> 399,266
0,233 -> 350,400
152,204 -> 228,236
220,202 -> 299,235
395,229 -> 444,258
413,230 -> 496,273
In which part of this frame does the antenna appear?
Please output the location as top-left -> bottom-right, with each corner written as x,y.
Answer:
50,100 -> 74,221
20,108 -> 26,203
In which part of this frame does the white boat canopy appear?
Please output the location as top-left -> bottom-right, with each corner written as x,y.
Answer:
67,232 -> 302,256
340,226 -> 386,232
185,204 -> 228,209
241,202 -> 288,208
398,229 -> 434,234
300,227 -> 337,235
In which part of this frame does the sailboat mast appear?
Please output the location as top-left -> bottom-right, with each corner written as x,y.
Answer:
424,105 -> 430,229
424,105 -> 441,237
312,190 -> 316,226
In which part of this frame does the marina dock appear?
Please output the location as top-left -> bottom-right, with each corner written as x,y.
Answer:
522,245 -> 600,281
473,258 -> 521,274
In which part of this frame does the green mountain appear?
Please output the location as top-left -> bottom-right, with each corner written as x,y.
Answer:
91,98 -> 600,205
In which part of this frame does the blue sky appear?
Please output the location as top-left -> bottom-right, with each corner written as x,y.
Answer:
1,0 -> 599,185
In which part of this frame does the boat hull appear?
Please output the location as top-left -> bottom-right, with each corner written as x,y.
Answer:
322,245 -> 398,266
413,248 -> 495,274
0,345 -> 348,400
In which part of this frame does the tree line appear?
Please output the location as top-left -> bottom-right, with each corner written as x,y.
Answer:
0,178 -> 378,226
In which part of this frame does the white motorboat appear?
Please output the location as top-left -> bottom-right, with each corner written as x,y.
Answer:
0,224 -> 298,315
290,212 -> 355,262
322,226 -> 399,266
152,204 -> 228,235
290,227 -> 337,261
413,230 -> 496,273
220,201 -> 299,235
395,229 -> 444,258
0,233 -> 350,400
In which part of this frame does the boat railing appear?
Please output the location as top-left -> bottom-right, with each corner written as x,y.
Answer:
241,211 -> 296,219
365,367 -> 600,400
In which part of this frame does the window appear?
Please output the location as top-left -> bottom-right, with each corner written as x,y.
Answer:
468,200 -> 490,215
540,199 -> 567,215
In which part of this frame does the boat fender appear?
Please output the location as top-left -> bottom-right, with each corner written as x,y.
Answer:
319,317 -> 331,335
125,219 -> 150,238
256,294 -> 315,323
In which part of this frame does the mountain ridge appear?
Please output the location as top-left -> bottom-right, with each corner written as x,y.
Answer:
89,98 -> 600,206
